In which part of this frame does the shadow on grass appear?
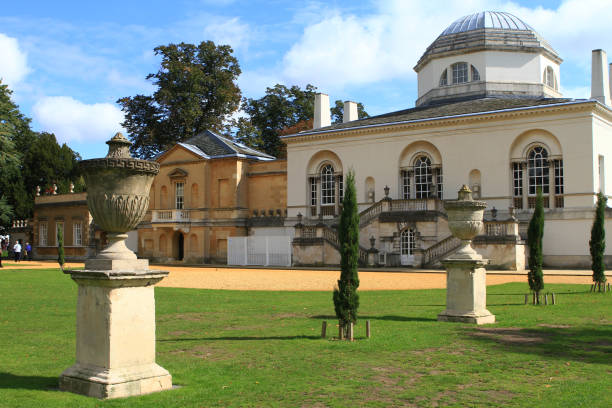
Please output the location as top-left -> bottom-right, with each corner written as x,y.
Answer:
159,335 -> 321,342
0,372 -> 58,390
463,326 -> 612,365
310,315 -> 437,322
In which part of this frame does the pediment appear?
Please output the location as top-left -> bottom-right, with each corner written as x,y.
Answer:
168,168 -> 188,179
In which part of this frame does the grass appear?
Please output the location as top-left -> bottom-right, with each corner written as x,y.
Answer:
0,268 -> 610,407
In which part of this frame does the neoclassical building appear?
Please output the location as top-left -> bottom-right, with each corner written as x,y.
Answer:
284,11 -> 612,268
137,130 -> 288,263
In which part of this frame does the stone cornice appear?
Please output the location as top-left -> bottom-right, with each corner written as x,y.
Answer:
284,101 -> 610,145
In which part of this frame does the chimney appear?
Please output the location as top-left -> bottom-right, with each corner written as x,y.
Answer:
609,63 -> 612,101
343,101 -> 358,123
313,93 -> 331,129
591,49 -> 610,105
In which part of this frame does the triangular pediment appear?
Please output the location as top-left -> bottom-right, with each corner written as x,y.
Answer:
168,168 -> 188,178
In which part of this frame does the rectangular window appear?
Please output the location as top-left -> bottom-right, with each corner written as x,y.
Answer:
401,170 -> 410,199
73,222 -> 82,246
338,176 -> 344,203
452,62 -> 468,84
436,168 -> 443,199
310,177 -> 317,206
39,223 -> 48,246
55,221 -> 64,247
554,159 -> 564,195
512,162 -> 523,209
175,182 -> 184,209
321,175 -> 335,205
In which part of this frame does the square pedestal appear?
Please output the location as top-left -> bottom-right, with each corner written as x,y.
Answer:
60,267 -> 172,399
438,259 -> 496,325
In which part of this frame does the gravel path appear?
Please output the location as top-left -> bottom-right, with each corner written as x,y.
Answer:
3,261 -> 601,291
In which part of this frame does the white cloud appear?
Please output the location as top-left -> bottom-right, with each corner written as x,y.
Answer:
281,0 -> 612,91
203,17 -> 251,51
32,96 -> 125,144
0,33 -> 30,88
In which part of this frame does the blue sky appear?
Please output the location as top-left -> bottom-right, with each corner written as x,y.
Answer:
1,0 -> 611,159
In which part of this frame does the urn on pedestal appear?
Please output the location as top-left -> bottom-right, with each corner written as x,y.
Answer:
59,133 -> 173,399
438,185 -> 495,325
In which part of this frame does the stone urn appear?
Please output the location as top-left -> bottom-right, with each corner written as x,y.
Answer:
444,185 -> 487,260
79,133 -> 159,260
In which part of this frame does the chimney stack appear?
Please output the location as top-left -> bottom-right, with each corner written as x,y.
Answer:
313,93 -> 331,129
343,101 -> 358,123
591,49 -> 610,105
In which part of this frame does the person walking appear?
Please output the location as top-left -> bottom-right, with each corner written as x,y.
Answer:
13,240 -> 22,262
0,238 -> 5,267
26,242 -> 32,261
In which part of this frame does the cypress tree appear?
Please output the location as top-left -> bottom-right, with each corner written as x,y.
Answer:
527,189 -> 545,301
57,227 -> 65,271
333,170 -> 360,337
590,192 -> 607,290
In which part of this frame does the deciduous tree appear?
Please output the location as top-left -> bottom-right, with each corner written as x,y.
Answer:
118,41 -> 242,159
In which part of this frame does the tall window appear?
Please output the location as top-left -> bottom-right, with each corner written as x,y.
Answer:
55,221 -> 64,247
544,66 -> 557,90
414,156 -> 432,198
175,182 -> 184,209
401,170 -> 410,199
401,229 -> 416,256
452,62 -> 468,84
512,162 -> 523,209
555,159 -> 564,208
439,69 -> 448,86
310,177 -> 317,206
73,222 -> 82,246
436,168 -> 443,199
338,176 -> 344,203
321,165 -> 335,205
528,146 -> 549,195
471,65 -> 480,81
39,222 -> 48,246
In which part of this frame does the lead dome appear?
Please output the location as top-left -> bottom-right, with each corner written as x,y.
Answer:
415,11 -> 562,106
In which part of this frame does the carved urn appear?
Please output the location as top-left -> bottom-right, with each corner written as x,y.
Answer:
444,185 -> 487,259
79,133 -> 159,260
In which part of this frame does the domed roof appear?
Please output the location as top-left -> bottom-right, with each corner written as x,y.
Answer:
415,11 -> 561,72
441,11 -> 533,35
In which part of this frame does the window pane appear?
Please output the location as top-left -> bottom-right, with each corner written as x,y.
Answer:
401,170 -> 410,199
439,69 -> 448,86
528,146 -> 549,195
471,65 -> 480,81
414,156 -> 432,199
452,62 -> 468,84
175,182 -> 184,209
321,165 -> 335,205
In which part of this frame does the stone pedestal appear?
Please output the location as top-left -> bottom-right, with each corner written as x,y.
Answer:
59,260 -> 172,399
437,259 -> 495,325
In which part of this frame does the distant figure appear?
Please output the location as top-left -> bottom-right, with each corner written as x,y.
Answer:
26,242 -> 32,261
0,239 -> 5,268
13,241 -> 21,262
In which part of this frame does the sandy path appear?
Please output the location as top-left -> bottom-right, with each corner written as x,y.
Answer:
2,261 -> 602,291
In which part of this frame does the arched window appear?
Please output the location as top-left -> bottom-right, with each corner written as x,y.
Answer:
414,156 -> 432,198
321,164 -> 335,205
528,146 -> 549,196
471,65 -> 480,81
439,69 -> 448,86
452,62 -> 468,84
543,66 -> 557,90
401,229 -> 416,256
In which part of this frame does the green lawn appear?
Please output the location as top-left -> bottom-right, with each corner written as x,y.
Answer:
0,268 -> 610,407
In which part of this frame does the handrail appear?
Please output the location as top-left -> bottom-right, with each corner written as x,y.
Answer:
320,225 -> 369,266
422,235 -> 462,266
358,198 -> 445,228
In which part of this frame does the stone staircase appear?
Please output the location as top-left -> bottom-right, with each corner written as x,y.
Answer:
421,235 -> 462,267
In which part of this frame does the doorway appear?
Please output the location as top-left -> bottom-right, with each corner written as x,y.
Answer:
172,232 -> 184,261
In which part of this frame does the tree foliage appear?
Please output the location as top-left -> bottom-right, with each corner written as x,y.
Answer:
0,196 -> 14,227
527,189 -> 545,298
235,84 -> 317,158
330,99 -> 369,124
235,85 -> 370,158
590,192 -> 607,286
0,81 -> 82,224
117,41 -> 242,159
333,170 -> 360,334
